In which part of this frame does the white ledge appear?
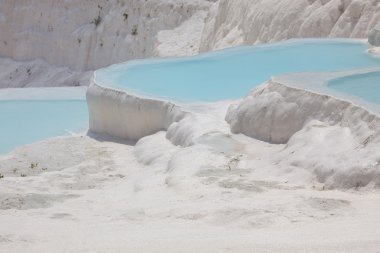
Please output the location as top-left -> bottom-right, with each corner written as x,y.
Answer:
86,78 -> 189,141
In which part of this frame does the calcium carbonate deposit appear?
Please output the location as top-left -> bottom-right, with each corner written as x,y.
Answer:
1,1 -> 380,252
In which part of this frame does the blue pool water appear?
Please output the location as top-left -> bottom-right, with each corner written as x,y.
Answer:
328,71 -> 380,104
0,100 -> 88,154
96,39 -> 380,102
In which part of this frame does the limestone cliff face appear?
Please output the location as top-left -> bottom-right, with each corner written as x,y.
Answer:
200,0 -> 380,51
0,0 -> 210,71
369,23 -> 380,47
0,0 -> 379,88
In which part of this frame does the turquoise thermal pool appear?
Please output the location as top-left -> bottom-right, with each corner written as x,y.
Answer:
328,71 -> 380,105
0,89 -> 88,154
95,39 -> 380,102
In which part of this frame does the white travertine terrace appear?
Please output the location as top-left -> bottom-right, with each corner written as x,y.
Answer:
88,61 -> 380,190
87,80 -> 188,141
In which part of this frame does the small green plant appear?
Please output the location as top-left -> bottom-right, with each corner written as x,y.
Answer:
77,38 -> 82,44
30,163 -> 38,169
92,15 -> 102,27
0,173 -> 4,179
131,26 -> 138,36
20,174 -> 27,177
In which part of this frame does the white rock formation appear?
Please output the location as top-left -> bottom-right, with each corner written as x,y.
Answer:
226,74 -> 380,144
87,81 -> 188,141
200,0 -> 380,51
368,23 -> 380,47
87,62 -> 380,190
0,0 -> 211,71
0,0 -> 212,88
226,73 -> 380,189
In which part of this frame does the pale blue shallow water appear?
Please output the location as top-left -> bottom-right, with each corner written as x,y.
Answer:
328,71 -> 380,104
96,39 -> 380,102
0,100 -> 88,154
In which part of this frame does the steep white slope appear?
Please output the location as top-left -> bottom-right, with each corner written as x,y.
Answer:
0,0 -> 211,71
2,0 -> 379,72
200,0 -> 380,51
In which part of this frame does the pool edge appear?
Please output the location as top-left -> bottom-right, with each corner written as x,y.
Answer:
87,77 -> 189,141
